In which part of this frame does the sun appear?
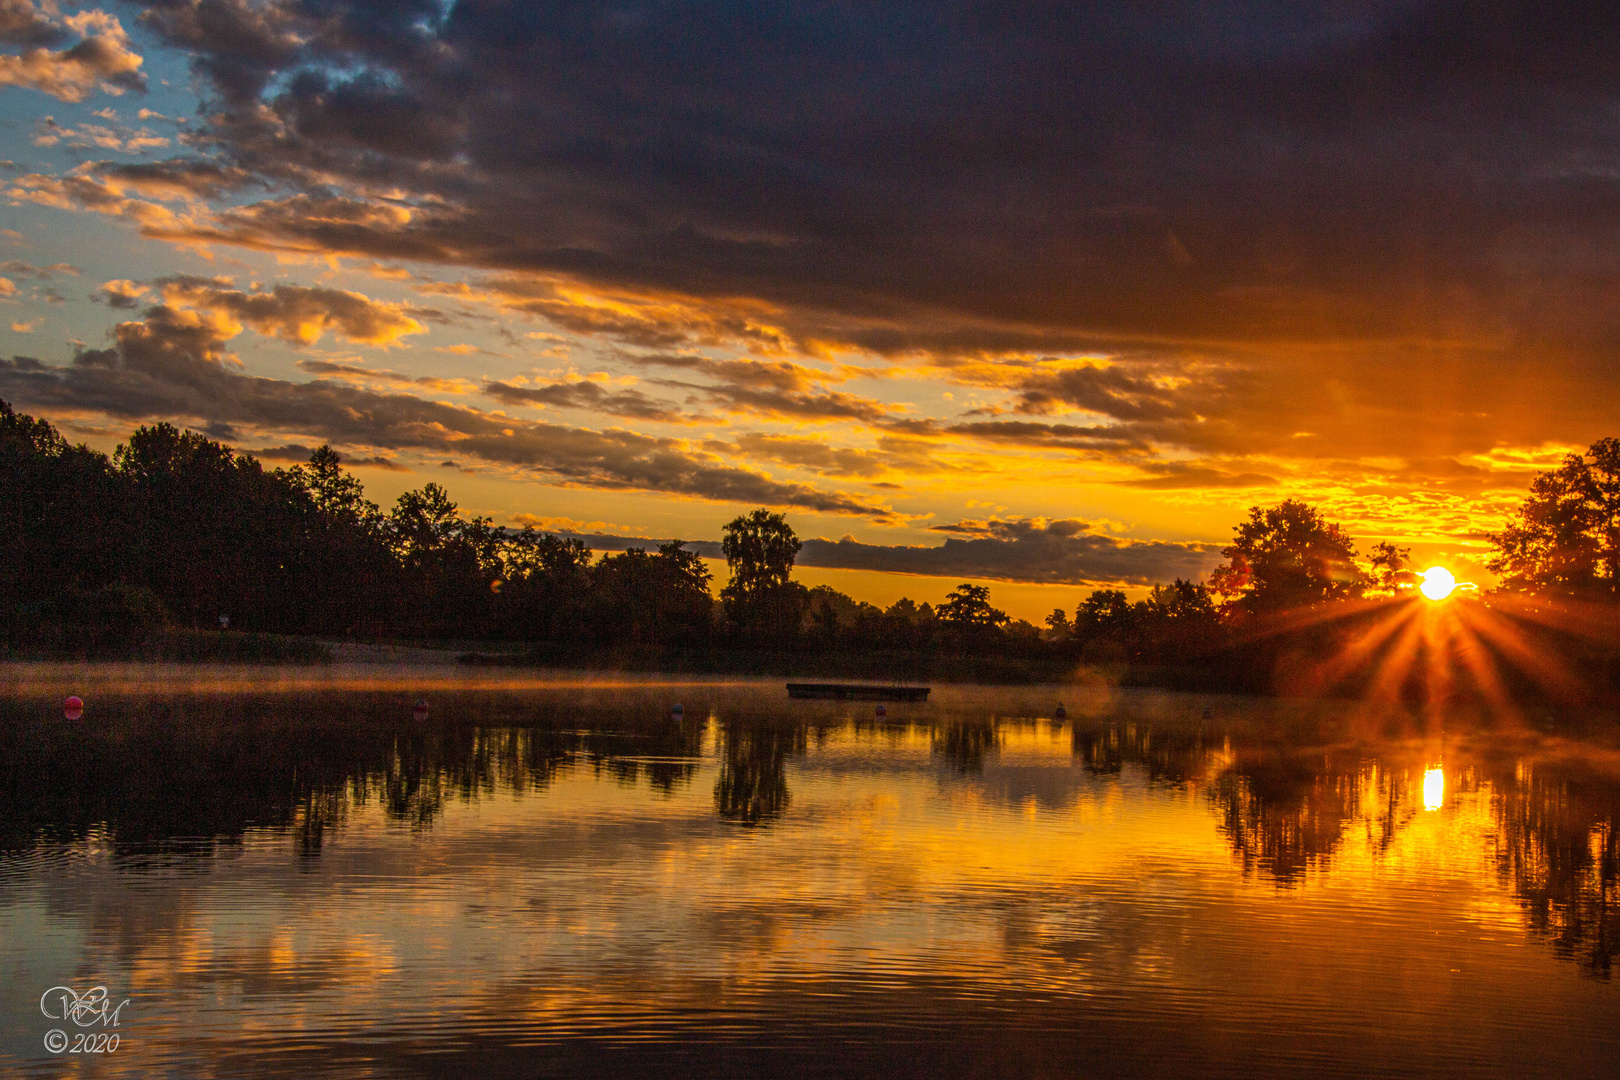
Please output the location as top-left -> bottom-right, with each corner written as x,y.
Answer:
1419,566 -> 1457,601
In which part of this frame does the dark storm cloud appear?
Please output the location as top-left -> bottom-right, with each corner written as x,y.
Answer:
0,308 -> 901,519
111,2 -> 1620,342
18,0 -> 1620,473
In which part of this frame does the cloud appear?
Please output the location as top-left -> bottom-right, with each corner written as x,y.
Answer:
509,514 -> 645,536
483,379 -> 685,423
943,420 -> 1146,452
97,279 -> 148,308
90,159 -> 261,202
248,443 -> 409,471
32,116 -> 169,153
996,363 -> 1202,422
0,0 -> 63,48
0,308 -> 904,520
796,520 -> 1220,587
295,358 -> 476,395
715,433 -> 949,479
1117,463 -> 1280,490
0,278 -> 13,298
626,353 -> 825,393
0,259 -> 80,280
0,3 -> 144,102
156,276 -> 426,347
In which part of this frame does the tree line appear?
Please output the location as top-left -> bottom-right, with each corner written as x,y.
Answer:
3,399 -> 1617,683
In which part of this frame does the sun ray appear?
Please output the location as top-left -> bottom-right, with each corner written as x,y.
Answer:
1312,602 -> 1424,694
1444,610 -> 1518,720
1363,604 -> 1430,705
1454,602 -> 1588,703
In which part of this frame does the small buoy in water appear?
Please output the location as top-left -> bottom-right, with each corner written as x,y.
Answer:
876,704 -> 887,717
671,703 -> 684,718
1054,702 -> 1067,720
1203,705 -> 1212,720
412,698 -> 429,722
218,613 -> 230,630
64,695 -> 84,721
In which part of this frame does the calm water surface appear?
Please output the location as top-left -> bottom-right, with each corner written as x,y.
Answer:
1,667 -> 1616,1078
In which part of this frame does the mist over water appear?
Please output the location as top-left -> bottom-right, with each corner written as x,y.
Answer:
1,670 -> 1616,1078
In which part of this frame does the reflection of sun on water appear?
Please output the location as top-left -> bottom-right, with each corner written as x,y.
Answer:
1423,766 -> 1444,810
1419,566 -> 1457,601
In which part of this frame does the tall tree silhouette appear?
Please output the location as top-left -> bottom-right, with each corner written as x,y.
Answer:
720,509 -> 807,643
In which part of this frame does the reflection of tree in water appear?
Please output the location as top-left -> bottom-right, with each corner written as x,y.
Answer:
587,720 -> 706,796
933,717 -> 999,774
0,693 -> 704,859
714,719 -> 805,824
1065,716 -> 1618,976
1210,755 -> 1368,883
1490,764 -> 1618,977
1070,722 -> 1211,785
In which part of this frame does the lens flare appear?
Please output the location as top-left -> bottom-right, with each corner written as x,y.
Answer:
1419,566 -> 1457,601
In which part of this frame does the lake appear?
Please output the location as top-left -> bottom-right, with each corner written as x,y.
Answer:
1,667 -> 1616,1078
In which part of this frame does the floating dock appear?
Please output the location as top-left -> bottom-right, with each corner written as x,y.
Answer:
786,683 -> 930,702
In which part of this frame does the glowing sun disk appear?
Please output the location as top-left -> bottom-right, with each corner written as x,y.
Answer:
1419,566 -> 1457,601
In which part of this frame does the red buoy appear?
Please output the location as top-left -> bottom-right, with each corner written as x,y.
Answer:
64,696 -> 84,721
412,699 -> 429,722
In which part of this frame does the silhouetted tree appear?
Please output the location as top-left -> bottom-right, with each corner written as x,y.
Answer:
1135,579 -> 1223,663
388,483 -> 502,636
939,583 -> 1007,631
0,400 -> 125,646
1210,499 -> 1368,614
590,541 -> 714,652
721,509 -> 808,643
282,445 -> 398,634
496,528 -> 593,645
1489,437 -> 1620,601
1368,541 -> 1418,595
114,423 -> 311,629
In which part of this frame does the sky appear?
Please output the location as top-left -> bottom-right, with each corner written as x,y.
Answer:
3,1 -> 1618,620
